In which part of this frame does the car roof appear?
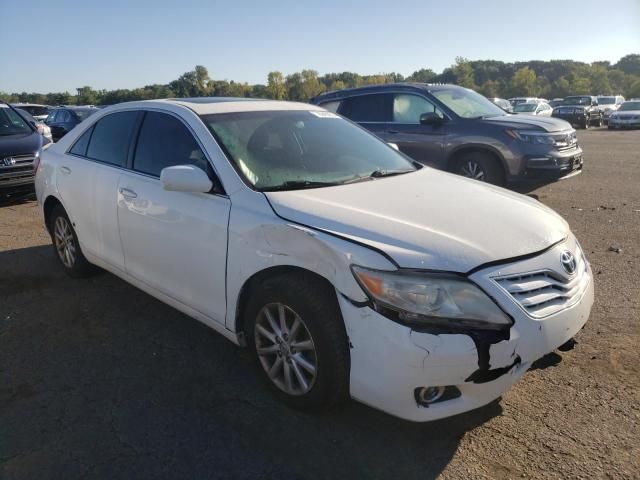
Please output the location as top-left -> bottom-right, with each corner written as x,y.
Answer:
311,83 -> 462,103
121,98 -> 324,115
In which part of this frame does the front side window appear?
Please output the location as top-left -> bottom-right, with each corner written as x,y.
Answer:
201,110 -> 416,191
86,111 -> 139,167
0,107 -> 32,136
57,110 -> 71,123
133,111 -> 209,177
392,94 -> 441,123
432,88 -> 505,119
338,94 -> 392,122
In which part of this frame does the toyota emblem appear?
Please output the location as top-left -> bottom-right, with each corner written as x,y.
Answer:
560,251 -> 577,275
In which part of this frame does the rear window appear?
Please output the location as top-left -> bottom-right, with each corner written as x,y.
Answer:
19,106 -> 49,117
86,111 -> 139,167
338,94 -> 392,122
74,109 -> 97,121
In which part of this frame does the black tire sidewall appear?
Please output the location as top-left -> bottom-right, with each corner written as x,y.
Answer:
244,274 -> 349,411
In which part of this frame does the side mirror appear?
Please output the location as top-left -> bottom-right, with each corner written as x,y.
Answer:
160,165 -> 213,193
419,112 -> 444,125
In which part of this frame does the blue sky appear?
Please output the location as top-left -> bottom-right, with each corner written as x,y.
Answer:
2,0 -> 639,93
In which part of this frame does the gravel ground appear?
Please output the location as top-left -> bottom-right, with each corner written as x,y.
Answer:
1,128 -> 639,479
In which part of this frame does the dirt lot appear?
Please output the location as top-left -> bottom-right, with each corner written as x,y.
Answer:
1,128 -> 639,479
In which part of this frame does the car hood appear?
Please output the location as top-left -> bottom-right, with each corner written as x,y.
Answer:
265,168 -> 569,272
0,131 -> 42,157
481,114 -> 570,132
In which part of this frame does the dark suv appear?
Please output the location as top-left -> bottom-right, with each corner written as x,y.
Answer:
551,96 -> 603,129
0,102 -> 48,195
311,83 -> 583,185
45,106 -> 99,141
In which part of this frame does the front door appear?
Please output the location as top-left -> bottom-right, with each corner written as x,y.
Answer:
116,111 -> 230,325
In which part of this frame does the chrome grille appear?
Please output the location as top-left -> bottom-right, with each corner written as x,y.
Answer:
0,155 -> 36,182
493,248 -> 590,318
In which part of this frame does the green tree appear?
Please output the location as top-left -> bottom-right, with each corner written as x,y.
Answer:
478,80 -> 499,98
509,67 -> 538,96
627,78 -> 640,98
590,66 -> 611,94
300,70 -> 325,101
453,57 -> 476,88
76,86 -> 98,105
266,71 -> 287,99
614,54 -> 640,76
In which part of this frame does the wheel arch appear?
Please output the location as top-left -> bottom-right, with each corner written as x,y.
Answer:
43,195 -> 65,234
234,265 -> 339,342
446,144 -> 508,174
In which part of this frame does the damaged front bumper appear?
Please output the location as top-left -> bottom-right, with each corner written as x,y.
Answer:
340,238 -> 594,422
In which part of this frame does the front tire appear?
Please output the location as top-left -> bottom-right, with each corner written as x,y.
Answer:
454,151 -> 505,186
49,205 -> 95,277
244,273 -> 350,411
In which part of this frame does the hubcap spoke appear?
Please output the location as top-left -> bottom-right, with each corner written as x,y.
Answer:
257,344 -> 279,356
292,353 -> 316,375
263,307 -> 281,337
268,356 -> 283,379
290,360 -> 308,391
290,340 -> 313,351
256,324 -> 276,343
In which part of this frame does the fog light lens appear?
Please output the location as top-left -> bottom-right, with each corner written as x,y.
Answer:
417,386 -> 445,404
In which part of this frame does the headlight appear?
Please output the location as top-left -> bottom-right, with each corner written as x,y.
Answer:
505,129 -> 555,144
352,266 -> 512,330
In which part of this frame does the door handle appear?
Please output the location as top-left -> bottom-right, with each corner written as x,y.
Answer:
59,166 -> 71,175
119,187 -> 138,199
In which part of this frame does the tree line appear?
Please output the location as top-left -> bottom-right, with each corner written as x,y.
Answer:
2,54 -> 639,106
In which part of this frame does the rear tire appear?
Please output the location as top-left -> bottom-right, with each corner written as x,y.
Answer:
48,205 -> 96,278
244,273 -> 350,411
454,151 -> 505,186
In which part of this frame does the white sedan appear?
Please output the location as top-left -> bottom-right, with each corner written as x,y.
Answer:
35,99 -> 593,422
512,101 -> 553,116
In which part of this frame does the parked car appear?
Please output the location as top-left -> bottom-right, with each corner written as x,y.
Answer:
0,102 -> 47,195
551,96 -> 603,128
35,98 -> 593,422
45,106 -> 99,141
607,100 -> 640,129
11,103 -> 50,121
508,97 -> 541,106
15,108 -> 53,142
548,98 -> 564,108
596,95 -> 625,124
512,102 -> 553,116
489,97 -> 513,113
311,84 -> 583,185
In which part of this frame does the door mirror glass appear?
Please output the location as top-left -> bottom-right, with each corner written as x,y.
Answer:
160,165 -> 213,193
419,112 -> 444,125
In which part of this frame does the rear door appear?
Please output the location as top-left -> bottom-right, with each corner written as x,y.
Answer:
337,93 -> 392,140
116,110 -> 230,326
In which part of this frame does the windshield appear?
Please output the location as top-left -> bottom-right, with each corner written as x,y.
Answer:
74,109 -> 97,121
619,102 -> 640,111
597,97 -> 615,105
513,103 -> 537,112
431,88 -> 505,118
201,110 -> 416,191
0,107 -> 33,136
562,96 -> 591,106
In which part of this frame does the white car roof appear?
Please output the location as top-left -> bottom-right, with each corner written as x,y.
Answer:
148,97 -> 324,115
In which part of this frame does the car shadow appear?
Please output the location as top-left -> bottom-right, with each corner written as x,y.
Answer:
529,352 -> 563,371
0,190 -> 36,208
0,245 -> 502,479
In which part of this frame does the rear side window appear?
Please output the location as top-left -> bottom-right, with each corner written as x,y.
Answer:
338,94 -> 392,122
46,111 -> 59,123
86,111 -> 139,167
133,111 -> 208,177
69,126 -> 94,156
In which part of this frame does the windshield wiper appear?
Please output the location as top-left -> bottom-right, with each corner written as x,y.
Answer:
261,180 -> 341,192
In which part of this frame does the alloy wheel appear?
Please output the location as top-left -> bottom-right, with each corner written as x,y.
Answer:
53,216 -> 76,268
459,160 -> 486,181
254,303 -> 318,396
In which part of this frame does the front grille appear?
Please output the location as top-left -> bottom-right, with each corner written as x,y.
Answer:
493,248 -> 590,318
0,155 -> 36,183
551,131 -> 578,151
